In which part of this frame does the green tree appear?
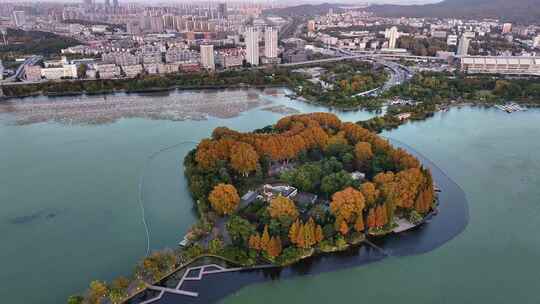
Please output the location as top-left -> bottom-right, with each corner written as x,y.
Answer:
226,215 -> 256,247
321,170 -> 355,196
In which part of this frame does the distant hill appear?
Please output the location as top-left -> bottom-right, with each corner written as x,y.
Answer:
264,3 -> 345,17
368,0 -> 540,24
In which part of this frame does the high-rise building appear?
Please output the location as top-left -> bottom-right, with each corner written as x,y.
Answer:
307,20 -> 316,32
502,23 -> 512,34
113,0 -> 119,8
200,44 -> 215,70
12,11 -> 26,27
387,26 -> 398,49
218,3 -> 227,19
245,27 -> 259,66
264,27 -> 278,58
533,35 -> 540,49
457,36 -> 470,56
104,0 -> 110,7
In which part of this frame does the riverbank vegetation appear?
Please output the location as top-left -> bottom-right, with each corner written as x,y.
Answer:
387,71 -> 540,105
288,60 -> 388,109
1,67 -> 305,98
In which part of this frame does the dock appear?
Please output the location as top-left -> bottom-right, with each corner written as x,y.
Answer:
495,103 -> 527,113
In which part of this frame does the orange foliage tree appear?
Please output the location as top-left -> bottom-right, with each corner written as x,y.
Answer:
230,142 -> 259,176
266,236 -> 282,258
330,187 -> 366,224
208,183 -> 240,215
289,218 -> 323,248
248,234 -> 261,251
359,182 -> 379,207
268,196 -> 299,219
354,142 -> 374,169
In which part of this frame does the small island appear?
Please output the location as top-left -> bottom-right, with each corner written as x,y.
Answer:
68,112 -> 442,304
183,112 -> 436,266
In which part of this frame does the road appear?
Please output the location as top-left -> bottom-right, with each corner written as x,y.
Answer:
2,55 -> 42,83
280,48 -> 414,96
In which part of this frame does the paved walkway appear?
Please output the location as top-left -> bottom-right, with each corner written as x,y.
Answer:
138,263 -> 246,304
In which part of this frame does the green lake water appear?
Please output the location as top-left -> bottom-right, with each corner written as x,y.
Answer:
0,91 -> 539,303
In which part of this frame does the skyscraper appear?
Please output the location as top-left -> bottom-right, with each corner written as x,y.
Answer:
218,3 -> 227,19
200,44 -> 215,70
457,36 -> 470,56
307,20 -> 316,32
104,0 -> 110,7
113,0 -> 119,8
387,26 -> 398,49
245,27 -> 259,66
502,23 -> 512,34
12,11 -> 26,27
264,27 -> 278,58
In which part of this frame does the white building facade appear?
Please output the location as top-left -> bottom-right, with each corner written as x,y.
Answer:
264,27 -> 278,58
245,27 -> 259,66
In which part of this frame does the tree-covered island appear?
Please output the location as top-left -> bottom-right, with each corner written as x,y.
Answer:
183,112 -> 436,266
67,113 -> 437,304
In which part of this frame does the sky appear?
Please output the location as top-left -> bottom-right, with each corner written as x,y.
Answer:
0,0 -> 442,4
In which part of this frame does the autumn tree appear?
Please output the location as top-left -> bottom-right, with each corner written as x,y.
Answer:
354,141 -> 374,169
315,224 -> 324,243
395,168 -> 424,209
367,208 -> 376,228
288,219 -> 301,244
414,169 -> 435,213
375,205 -> 388,227
268,196 -> 299,220
260,225 -> 271,251
230,142 -> 259,176
208,183 -> 240,215
359,182 -> 379,207
354,214 -> 365,232
87,280 -> 108,304
330,187 -> 366,223
337,218 -> 349,235
289,218 -> 322,248
248,234 -> 261,251
267,236 -> 282,258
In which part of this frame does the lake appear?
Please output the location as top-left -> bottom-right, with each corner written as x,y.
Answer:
0,90 -> 539,304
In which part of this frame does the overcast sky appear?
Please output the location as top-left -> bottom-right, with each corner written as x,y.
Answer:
0,0 -> 442,4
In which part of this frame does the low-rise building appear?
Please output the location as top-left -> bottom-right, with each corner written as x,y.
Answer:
460,56 -> 540,75
24,65 -> 43,82
283,49 -> 308,63
41,64 -> 77,80
179,63 -> 201,73
217,54 -> 244,69
158,63 -> 181,74
144,63 -> 159,74
121,64 -> 143,78
94,63 -> 121,79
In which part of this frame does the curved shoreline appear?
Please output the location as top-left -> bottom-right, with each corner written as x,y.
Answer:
128,137 -> 470,304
